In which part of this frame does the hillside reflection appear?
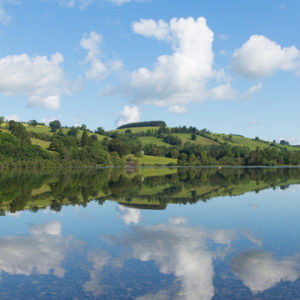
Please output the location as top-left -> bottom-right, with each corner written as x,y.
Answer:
1,167 -> 300,214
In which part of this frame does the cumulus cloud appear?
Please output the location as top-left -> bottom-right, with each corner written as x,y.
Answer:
112,17 -> 235,112
0,221 -> 76,278
80,32 -> 108,80
231,35 -> 300,78
80,31 -> 122,81
116,105 -> 140,127
241,82 -> 262,99
117,204 -> 141,225
59,0 -> 94,9
231,250 -> 300,294
132,19 -> 170,40
0,53 -> 67,110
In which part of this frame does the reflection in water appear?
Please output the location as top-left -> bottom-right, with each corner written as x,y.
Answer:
1,167 -> 300,214
0,168 -> 300,298
117,204 -> 141,225
104,222 -> 257,300
0,221 -> 74,278
168,217 -> 187,225
231,250 -> 300,294
83,250 -> 123,297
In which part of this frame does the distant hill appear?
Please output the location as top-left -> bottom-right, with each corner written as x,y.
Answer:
114,123 -> 300,152
1,119 -> 300,167
117,121 -> 166,129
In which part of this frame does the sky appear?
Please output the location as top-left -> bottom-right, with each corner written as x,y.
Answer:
0,0 -> 300,143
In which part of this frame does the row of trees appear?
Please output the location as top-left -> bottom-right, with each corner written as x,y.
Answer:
117,121 -> 166,129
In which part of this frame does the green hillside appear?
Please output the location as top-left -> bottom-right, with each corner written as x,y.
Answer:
1,119 -> 300,167
114,125 -> 300,152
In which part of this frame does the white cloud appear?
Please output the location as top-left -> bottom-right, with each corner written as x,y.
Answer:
241,82 -> 262,99
0,53 -> 67,110
168,104 -> 187,114
5,114 -> 19,121
132,19 -> 170,40
231,35 -> 300,78
0,221 -> 75,278
116,105 -> 140,127
231,250 -> 300,294
80,31 -> 122,81
117,204 -> 141,225
80,32 -> 108,80
59,0 -> 94,9
113,17 -> 235,111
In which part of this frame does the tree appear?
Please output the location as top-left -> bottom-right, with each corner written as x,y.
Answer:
49,120 -> 61,132
28,120 -> 38,127
96,127 -> 105,135
280,139 -> 290,146
81,124 -> 87,131
8,120 -> 31,145
67,126 -> 78,136
108,139 -> 130,157
81,130 -> 88,147
0,116 -> 4,125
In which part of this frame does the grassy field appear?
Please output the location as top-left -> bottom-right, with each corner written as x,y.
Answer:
139,136 -> 169,147
31,138 -> 51,150
137,155 -> 177,165
172,133 -> 219,146
23,124 -> 107,141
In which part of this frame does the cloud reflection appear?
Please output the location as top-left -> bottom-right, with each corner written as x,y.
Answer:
117,204 -> 141,225
0,221 -> 76,278
231,250 -> 300,294
107,224 -> 238,300
83,250 -> 123,297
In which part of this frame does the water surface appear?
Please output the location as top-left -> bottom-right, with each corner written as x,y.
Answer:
0,167 -> 300,299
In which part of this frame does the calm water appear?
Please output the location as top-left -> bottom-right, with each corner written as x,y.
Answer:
1,167 -> 300,299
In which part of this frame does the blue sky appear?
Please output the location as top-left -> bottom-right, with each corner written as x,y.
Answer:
1,0 -> 300,143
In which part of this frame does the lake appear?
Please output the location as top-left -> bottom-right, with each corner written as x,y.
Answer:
0,167 -> 300,299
